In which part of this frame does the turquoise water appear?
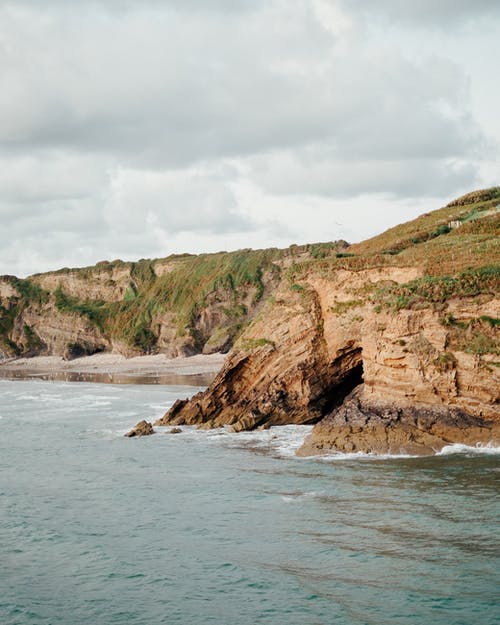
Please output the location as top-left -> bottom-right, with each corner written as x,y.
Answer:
0,379 -> 499,625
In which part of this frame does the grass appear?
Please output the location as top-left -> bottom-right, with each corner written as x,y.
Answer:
287,190 -> 498,289
433,352 -> 457,372
439,315 -> 499,356
22,324 -> 45,354
0,278 -> 49,355
0,304 -> 19,355
41,246 -> 296,352
329,300 -> 364,315
239,338 -> 275,350
10,278 -> 49,304
480,315 -> 500,328
372,266 -> 499,311
446,187 -> 500,206
1,188 -> 498,355
349,193 -> 499,267
54,286 -> 108,331
462,332 -> 498,355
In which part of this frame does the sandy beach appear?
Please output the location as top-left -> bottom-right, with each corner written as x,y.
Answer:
0,352 -> 226,385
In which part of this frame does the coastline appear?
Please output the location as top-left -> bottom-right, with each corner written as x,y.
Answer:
0,352 -> 226,385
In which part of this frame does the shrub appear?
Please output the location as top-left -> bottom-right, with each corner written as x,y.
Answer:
433,352 -> 457,372
373,266 -> 500,310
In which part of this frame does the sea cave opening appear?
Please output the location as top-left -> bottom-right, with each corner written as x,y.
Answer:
320,349 -> 364,417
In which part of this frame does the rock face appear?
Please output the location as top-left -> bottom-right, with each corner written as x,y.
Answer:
157,262 -> 499,455
297,387 -> 500,456
156,267 -> 415,430
1,244 -> 344,359
155,272 -> 354,431
125,420 -> 154,437
4,189 -> 499,456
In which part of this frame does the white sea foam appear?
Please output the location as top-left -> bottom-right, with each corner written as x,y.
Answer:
437,443 -> 500,456
281,490 -> 322,503
270,425 -> 314,457
308,443 -> 500,461
313,451 -> 417,462
208,424 -> 314,457
153,423 -> 314,458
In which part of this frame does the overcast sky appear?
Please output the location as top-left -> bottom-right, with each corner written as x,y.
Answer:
1,0 -> 498,277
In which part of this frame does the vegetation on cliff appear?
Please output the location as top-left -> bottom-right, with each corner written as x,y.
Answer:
154,188 -> 499,450
0,243 -> 345,357
1,188 -> 498,365
0,277 -> 49,356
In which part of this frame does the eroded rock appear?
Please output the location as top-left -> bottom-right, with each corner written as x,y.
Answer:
298,386 -> 500,456
154,265 -> 499,456
125,420 -> 154,437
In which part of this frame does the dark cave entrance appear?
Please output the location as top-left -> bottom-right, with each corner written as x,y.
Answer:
320,348 -> 364,417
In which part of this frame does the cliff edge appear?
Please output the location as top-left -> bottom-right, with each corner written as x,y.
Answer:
0,243 -> 345,360
156,188 -> 500,455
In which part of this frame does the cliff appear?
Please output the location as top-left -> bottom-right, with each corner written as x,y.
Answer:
156,188 -> 500,454
0,243 -> 345,360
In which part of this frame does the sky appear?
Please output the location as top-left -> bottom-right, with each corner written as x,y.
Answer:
1,0 -> 499,277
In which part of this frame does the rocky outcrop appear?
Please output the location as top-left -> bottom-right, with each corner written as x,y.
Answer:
156,278 -> 341,430
297,386 -> 499,456
156,267 -> 418,429
125,420 -> 154,437
156,262 -> 499,455
31,263 -> 133,302
13,306 -> 109,358
168,427 -> 182,434
4,189 -> 500,455
1,244 -> 345,359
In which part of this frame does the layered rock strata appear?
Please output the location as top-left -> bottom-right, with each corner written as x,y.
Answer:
1,244 -> 344,359
156,265 -> 499,454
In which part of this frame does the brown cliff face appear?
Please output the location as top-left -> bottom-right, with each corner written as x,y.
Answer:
156,281 -> 334,430
31,265 -> 133,302
4,189 -> 500,455
157,264 -> 499,453
13,305 -> 110,358
155,190 -> 499,453
1,243 -> 349,359
156,267 -> 422,429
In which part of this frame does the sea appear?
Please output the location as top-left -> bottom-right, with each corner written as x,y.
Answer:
0,378 -> 499,625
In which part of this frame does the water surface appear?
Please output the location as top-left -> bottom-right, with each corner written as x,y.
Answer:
1,379 -> 498,625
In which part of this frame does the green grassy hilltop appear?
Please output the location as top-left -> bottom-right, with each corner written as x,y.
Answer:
0,188 -> 498,359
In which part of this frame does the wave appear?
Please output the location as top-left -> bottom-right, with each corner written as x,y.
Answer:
281,490 -> 322,503
312,451 -> 418,462
121,420 -> 500,461
215,425 -> 314,457
154,423 -> 314,458
303,443 -> 500,461
437,443 -> 500,456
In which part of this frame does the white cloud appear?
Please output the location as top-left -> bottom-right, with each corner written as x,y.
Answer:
338,0 -> 500,24
104,165 -> 253,235
0,0 -> 497,276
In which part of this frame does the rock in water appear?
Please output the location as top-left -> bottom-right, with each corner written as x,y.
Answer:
125,420 -> 154,437
297,386 -> 500,456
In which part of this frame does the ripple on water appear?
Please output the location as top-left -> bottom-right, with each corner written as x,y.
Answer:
1,379 -> 499,625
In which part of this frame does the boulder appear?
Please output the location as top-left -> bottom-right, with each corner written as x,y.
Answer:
125,420 -> 154,437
